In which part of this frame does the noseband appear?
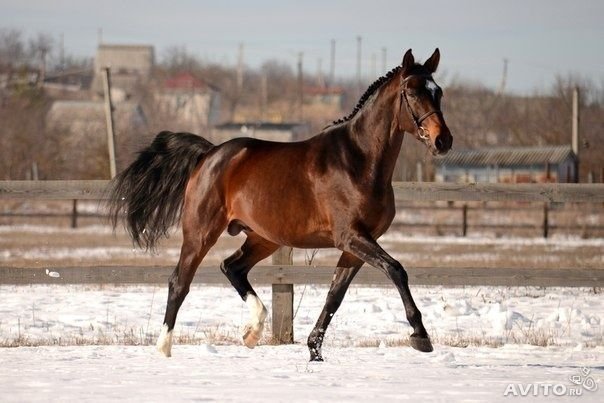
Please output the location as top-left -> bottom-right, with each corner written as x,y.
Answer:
400,75 -> 442,140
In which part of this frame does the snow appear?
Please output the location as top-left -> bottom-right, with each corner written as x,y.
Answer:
2,224 -> 603,401
1,344 -> 602,402
1,284 -> 602,349
1,284 -> 603,401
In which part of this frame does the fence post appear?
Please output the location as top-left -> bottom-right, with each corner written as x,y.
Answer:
542,203 -> 549,238
102,67 -> 117,179
462,204 -> 468,237
71,199 -> 78,228
271,246 -> 294,344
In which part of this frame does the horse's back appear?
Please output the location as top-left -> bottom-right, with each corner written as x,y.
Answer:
189,136 -> 334,247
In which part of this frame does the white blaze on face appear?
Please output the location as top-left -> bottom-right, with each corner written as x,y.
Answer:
425,79 -> 440,104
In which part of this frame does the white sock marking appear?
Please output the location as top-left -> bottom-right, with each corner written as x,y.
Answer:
156,324 -> 173,357
246,294 -> 268,327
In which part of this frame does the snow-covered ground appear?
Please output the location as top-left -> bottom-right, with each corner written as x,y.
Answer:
1,284 -> 602,349
1,222 -> 603,401
2,344 -> 602,402
1,284 -> 602,401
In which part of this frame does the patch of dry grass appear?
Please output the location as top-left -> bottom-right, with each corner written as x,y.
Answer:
0,324 -> 581,349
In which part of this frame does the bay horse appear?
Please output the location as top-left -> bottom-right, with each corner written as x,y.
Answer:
109,49 -> 452,361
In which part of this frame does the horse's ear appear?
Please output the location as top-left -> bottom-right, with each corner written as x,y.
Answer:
401,49 -> 414,73
424,48 -> 440,73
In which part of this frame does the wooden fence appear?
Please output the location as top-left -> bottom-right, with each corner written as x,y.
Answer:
2,199 -> 603,238
2,180 -> 604,202
2,180 -> 604,343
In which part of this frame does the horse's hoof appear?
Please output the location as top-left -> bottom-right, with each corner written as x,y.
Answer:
409,335 -> 433,353
242,325 -> 261,349
157,344 -> 172,357
309,355 -> 324,362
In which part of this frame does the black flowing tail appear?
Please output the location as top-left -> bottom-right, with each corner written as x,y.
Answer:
108,131 -> 214,250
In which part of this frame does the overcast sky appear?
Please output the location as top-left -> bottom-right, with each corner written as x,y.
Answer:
1,0 -> 602,94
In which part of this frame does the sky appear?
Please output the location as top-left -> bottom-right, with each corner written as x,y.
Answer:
1,0 -> 603,94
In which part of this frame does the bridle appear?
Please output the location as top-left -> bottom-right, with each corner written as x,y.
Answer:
400,74 -> 442,140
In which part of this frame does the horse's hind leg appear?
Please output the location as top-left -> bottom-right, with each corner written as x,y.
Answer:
307,252 -> 363,361
221,233 -> 279,348
157,204 -> 227,357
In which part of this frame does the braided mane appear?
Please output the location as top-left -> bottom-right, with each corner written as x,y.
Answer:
328,65 -> 402,127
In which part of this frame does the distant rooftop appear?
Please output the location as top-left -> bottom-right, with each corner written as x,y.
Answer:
304,86 -> 345,96
215,122 -> 305,131
164,72 -> 219,92
435,145 -> 576,167
98,44 -> 154,51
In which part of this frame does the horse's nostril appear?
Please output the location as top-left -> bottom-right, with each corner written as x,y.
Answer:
435,134 -> 452,151
435,135 -> 444,150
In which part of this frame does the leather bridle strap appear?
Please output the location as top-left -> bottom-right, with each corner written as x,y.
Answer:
415,109 -> 441,126
400,74 -> 442,137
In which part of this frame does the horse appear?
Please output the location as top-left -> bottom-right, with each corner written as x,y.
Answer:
109,48 -> 452,361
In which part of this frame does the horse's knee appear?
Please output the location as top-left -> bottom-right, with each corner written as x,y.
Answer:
168,281 -> 190,304
388,262 -> 409,284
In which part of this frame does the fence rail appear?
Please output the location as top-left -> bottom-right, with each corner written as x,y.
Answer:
3,202 -> 603,237
2,180 -> 604,202
1,265 -> 602,288
2,180 -> 604,343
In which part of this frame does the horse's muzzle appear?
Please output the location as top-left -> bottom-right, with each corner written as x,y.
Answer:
434,132 -> 453,155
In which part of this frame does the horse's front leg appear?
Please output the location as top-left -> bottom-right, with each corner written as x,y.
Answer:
338,230 -> 433,353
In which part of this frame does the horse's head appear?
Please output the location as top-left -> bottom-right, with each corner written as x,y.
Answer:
398,48 -> 453,155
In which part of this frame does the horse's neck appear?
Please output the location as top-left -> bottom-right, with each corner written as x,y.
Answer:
348,83 -> 403,184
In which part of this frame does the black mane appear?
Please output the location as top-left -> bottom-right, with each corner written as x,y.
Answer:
329,65 -> 402,127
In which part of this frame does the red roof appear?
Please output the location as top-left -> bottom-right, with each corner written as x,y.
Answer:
304,86 -> 345,96
164,72 -> 208,90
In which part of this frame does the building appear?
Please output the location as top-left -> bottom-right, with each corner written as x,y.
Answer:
304,86 -> 345,108
91,44 -> 154,99
42,68 -> 94,96
47,100 -> 146,133
155,72 -> 221,130
212,122 -> 309,144
434,145 -> 578,183
45,99 -> 148,175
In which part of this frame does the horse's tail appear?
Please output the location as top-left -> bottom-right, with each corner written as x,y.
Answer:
108,131 -> 214,250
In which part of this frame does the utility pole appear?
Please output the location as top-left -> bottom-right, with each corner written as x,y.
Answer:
572,87 -> 580,182
237,43 -> 244,95
497,58 -> 508,95
381,47 -> 387,73
356,36 -> 362,95
317,57 -> 324,88
39,48 -> 47,85
260,72 -> 268,120
59,33 -> 65,71
102,67 -> 117,179
371,52 -> 377,79
329,39 -> 336,86
297,52 -> 304,121
231,43 -> 244,120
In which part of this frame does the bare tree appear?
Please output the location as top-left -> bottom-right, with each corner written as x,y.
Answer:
0,29 -> 26,69
28,33 -> 53,83
161,45 -> 201,73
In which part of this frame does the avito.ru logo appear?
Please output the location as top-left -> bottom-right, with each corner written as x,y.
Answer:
504,367 -> 598,397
